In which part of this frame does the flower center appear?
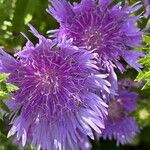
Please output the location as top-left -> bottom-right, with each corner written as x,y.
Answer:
108,99 -> 125,122
83,27 -> 103,50
34,69 -> 59,94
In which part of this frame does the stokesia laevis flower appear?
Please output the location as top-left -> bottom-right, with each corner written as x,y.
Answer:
143,0 -> 150,18
101,80 -> 139,145
0,25 -> 110,150
47,0 -> 144,73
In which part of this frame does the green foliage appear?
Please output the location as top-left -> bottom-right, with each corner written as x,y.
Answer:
144,36 -> 150,47
0,74 -> 10,112
0,73 -> 18,112
0,73 -> 9,82
0,73 -> 19,149
6,83 -> 18,92
135,36 -> 150,90
0,0 -> 57,51
133,99 -> 150,126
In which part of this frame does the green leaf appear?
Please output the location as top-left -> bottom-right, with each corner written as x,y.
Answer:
134,47 -> 150,52
136,70 -> 150,81
6,83 -> 19,92
0,82 -> 7,92
135,70 -> 150,90
0,73 -> 9,82
144,35 -> 150,47
135,39 -> 150,89
12,0 -> 38,32
0,100 -> 9,112
0,113 -> 3,121
142,80 -> 150,90
0,91 -> 10,99
139,56 -> 150,65
0,131 -> 7,140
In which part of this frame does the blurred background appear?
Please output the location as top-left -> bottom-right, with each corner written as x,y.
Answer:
0,0 -> 150,149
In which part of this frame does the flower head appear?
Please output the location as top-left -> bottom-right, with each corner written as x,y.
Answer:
47,0 -> 143,72
0,25 -> 110,150
143,0 -> 150,18
101,82 -> 139,145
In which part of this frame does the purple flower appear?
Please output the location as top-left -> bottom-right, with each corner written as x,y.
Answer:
0,25 -> 110,150
143,0 -> 150,17
144,0 -> 150,3
101,86 -> 139,145
144,0 -> 150,5
47,0 -> 143,72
